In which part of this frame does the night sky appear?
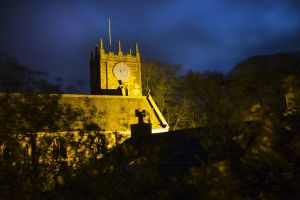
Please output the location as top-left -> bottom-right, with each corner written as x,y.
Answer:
1,0 -> 300,90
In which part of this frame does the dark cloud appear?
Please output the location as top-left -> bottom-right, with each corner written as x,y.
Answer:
0,0 -> 299,88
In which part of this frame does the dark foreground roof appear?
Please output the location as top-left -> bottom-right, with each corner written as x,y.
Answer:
100,128 -> 207,175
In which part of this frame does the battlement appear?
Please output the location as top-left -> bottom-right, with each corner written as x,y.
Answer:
92,38 -> 140,61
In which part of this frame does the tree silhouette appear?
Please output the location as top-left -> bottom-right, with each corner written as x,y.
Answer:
0,54 -> 108,198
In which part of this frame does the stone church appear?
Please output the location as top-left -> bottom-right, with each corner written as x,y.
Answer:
59,37 -> 169,147
0,37 -> 169,164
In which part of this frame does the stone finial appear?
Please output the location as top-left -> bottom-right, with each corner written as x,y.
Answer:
135,42 -> 140,57
100,38 -> 105,55
118,40 -> 123,55
100,37 -> 104,50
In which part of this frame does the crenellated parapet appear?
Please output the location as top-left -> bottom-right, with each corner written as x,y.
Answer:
96,38 -> 140,62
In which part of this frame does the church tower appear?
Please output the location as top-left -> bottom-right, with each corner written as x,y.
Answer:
90,38 -> 142,96
87,20 -> 169,134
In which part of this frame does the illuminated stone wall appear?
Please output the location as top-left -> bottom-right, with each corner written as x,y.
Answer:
1,38 -> 169,166
88,38 -> 169,134
1,92 -> 169,166
60,94 -> 168,134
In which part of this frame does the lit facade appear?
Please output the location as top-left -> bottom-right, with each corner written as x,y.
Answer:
1,36 -> 169,164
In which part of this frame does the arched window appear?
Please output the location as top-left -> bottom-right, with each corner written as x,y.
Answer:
53,137 -> 67,159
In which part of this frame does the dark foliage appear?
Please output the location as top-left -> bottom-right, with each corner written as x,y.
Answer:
1,52 -> 300,199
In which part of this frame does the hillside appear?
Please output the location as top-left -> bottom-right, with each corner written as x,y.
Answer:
228,52 -> 300,78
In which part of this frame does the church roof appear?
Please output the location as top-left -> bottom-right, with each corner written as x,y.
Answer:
60,94 -> 169,133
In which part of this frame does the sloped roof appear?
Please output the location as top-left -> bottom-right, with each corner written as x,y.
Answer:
60,94 -> 168,133
98,128 -> 205,176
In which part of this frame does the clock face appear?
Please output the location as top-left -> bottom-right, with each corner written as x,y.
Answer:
113,63 -> 130,81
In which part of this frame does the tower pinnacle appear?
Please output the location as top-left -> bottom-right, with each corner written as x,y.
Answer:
100,37 -> 105,55
135,42 -> 140,57
118,40 -> 123,55
100,37 -> 104,49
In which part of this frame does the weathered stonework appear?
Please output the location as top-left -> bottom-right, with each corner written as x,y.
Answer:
88,38 -> 169,136
60,94 -> 168,134
1,37 -> 169,166
90,39 -> 142,96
